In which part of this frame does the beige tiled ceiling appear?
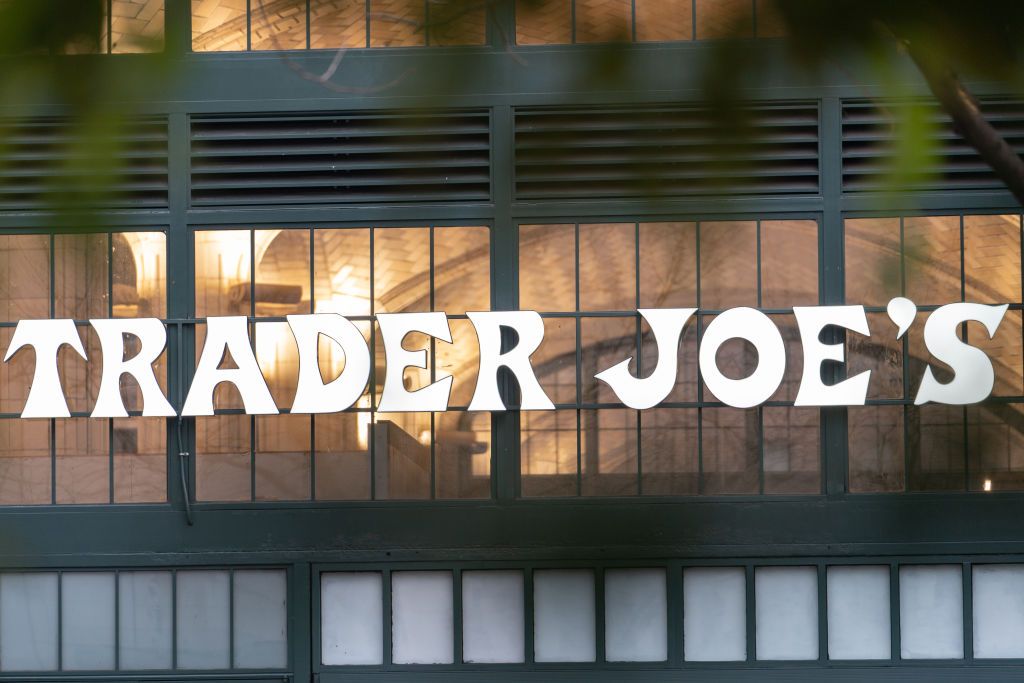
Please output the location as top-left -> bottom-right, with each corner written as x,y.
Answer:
695,0 -> 753,39
111,0 -> 164,53
251,0 -> 307,50
192,0 -> 248,51
369,0 -> 426,47
636,0 -> 693,42
574,0 -> 631,43
515,0 -> 571,45
310,0 -> 367,48
427,0 -> 486,46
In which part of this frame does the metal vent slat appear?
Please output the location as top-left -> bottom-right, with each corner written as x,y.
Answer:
514,103 -> 820,201
0,117 -> 168,211
841,100 -> 1024,193
190,111 -> 491,207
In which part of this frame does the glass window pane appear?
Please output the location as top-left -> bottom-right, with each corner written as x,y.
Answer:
194,323 -> 250,411
195,230 -> 251,317
62,572 -> 116,670
521,409 -> 578,497
972,310 -> 1023,397
311,0 -> 367,48
251,0 -> 306,50
520,224 -> 575,312
973,564 -> 1024,658
55,417 -> 109,504
763,407 -> 819,494
0,419 -> 51,505
191,0 -> 248,51
848,312 -> 903,400
118,571 -> 173,670
462,570 -> 525,664
321,572 -> 383,665
700,221 -> 757,309
59,325 -> 102,415
436,411 -> 490,499
967,404 -> 1024,492
434,226 -> 489,314
256,413 -> 311,501
965,214 -> 1021,303
176,570 -> 231,669
233,569 -> 288,669
767,313 -> 803,402
899,565 -> 963,660
55,233 -> 108,319
515,0 -> 571,45
574,0 -> 631,43
111,0 -> 164,53
369,0 -> 425,47
755,566 -> 818,660
845,218 -> 901,307
533,317 -> 576,404
114,232 -> 166,318
196,414 -> 251,502
579,223 -> 635,311
907,404 -> 964,492
373,412 -> 431,499
255,229 -> 310,317
702,408 -> 759,494
755,0 -> 786,37
761,220 -> 818,308
605,568 -> 667,662
581,408 -> 638,496
428,0 -> 486,46
438,318 -> 479,407
374,227 -> 429,313
848,405 -> 904,493
533,569 -> 596,662
683,566 -> 745,661
0,234 -> 49,321
639,222 -> 697,308
695,0 -> 753,39
256,321 -> 300,410
314,228 -> 371,316
114,416 -> 167,503
827,565 -> 890,660
392,571 -> 453,664
581,316 -> 636,404
641,312 -> 698,404
904,215 -> 961,305
315,412 -> 372,500
0,573 -> 58,671
635,0 -> 693,41
641,408 -> 698,495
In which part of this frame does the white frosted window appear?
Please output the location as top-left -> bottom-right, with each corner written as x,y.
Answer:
755,566 -> 818,661
605,568 -> 667,662
462,570 -> 525,663
683,567 -> 746,662
392,571 -> 454,664
62,572 -> 116,670
119,571 -> 172,669
827,565 -> 890,660
533,569 -> 596,663
0,572 -> 58,671
176,570 -> 231,669
234,570 -> 288,668
321,572 -> 383,665
899,565 -> 963,660
974,564 -> 1024,658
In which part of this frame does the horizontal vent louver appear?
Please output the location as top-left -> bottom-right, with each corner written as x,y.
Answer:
842,100 -> 1024,193
514,103 -> 820,200
0,117 -> 168,211
190,111 -> 491,206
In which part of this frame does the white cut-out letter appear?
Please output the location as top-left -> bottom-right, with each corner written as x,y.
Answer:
699,307 -> 785,409
467,310 -> 553,411
595,308 -> 696,409
182,316 -> 278,416
377,312 -> 453,412
288,313 -> 370,414
91,318 -> 175,418
793,305 -> 871,406
914,303 -> 1007,406
3,319 -> 86,418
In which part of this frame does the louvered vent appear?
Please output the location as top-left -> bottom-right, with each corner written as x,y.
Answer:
0,117 -> 168,210
842,100 -> 1024,193
190,111 -> 490,206
514,103 -> 819,200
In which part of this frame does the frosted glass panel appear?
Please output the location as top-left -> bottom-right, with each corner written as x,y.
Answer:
974,564 -> 1024,658
62,572 -> 116,670
462,570 -> 525,663
827,565 -> 890,660
119,571 -> 172,669
321,572 -> 383,665
755,566 -> 818,660
0,573 -> 58,671
605,568 -> 667,662
234,570 -> 288,668
683,567 -> 746,661
899,565 -> 963,659
176,570 -> 231,669
534,569 -> 596,662
392,571 -> 454,664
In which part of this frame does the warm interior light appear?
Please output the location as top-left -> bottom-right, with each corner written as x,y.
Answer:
984,479 -> 993,492
356,396 -> 371,450
121,232 -> 165,306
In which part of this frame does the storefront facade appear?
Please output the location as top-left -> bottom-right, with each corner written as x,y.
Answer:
1,1 -> 1024,680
